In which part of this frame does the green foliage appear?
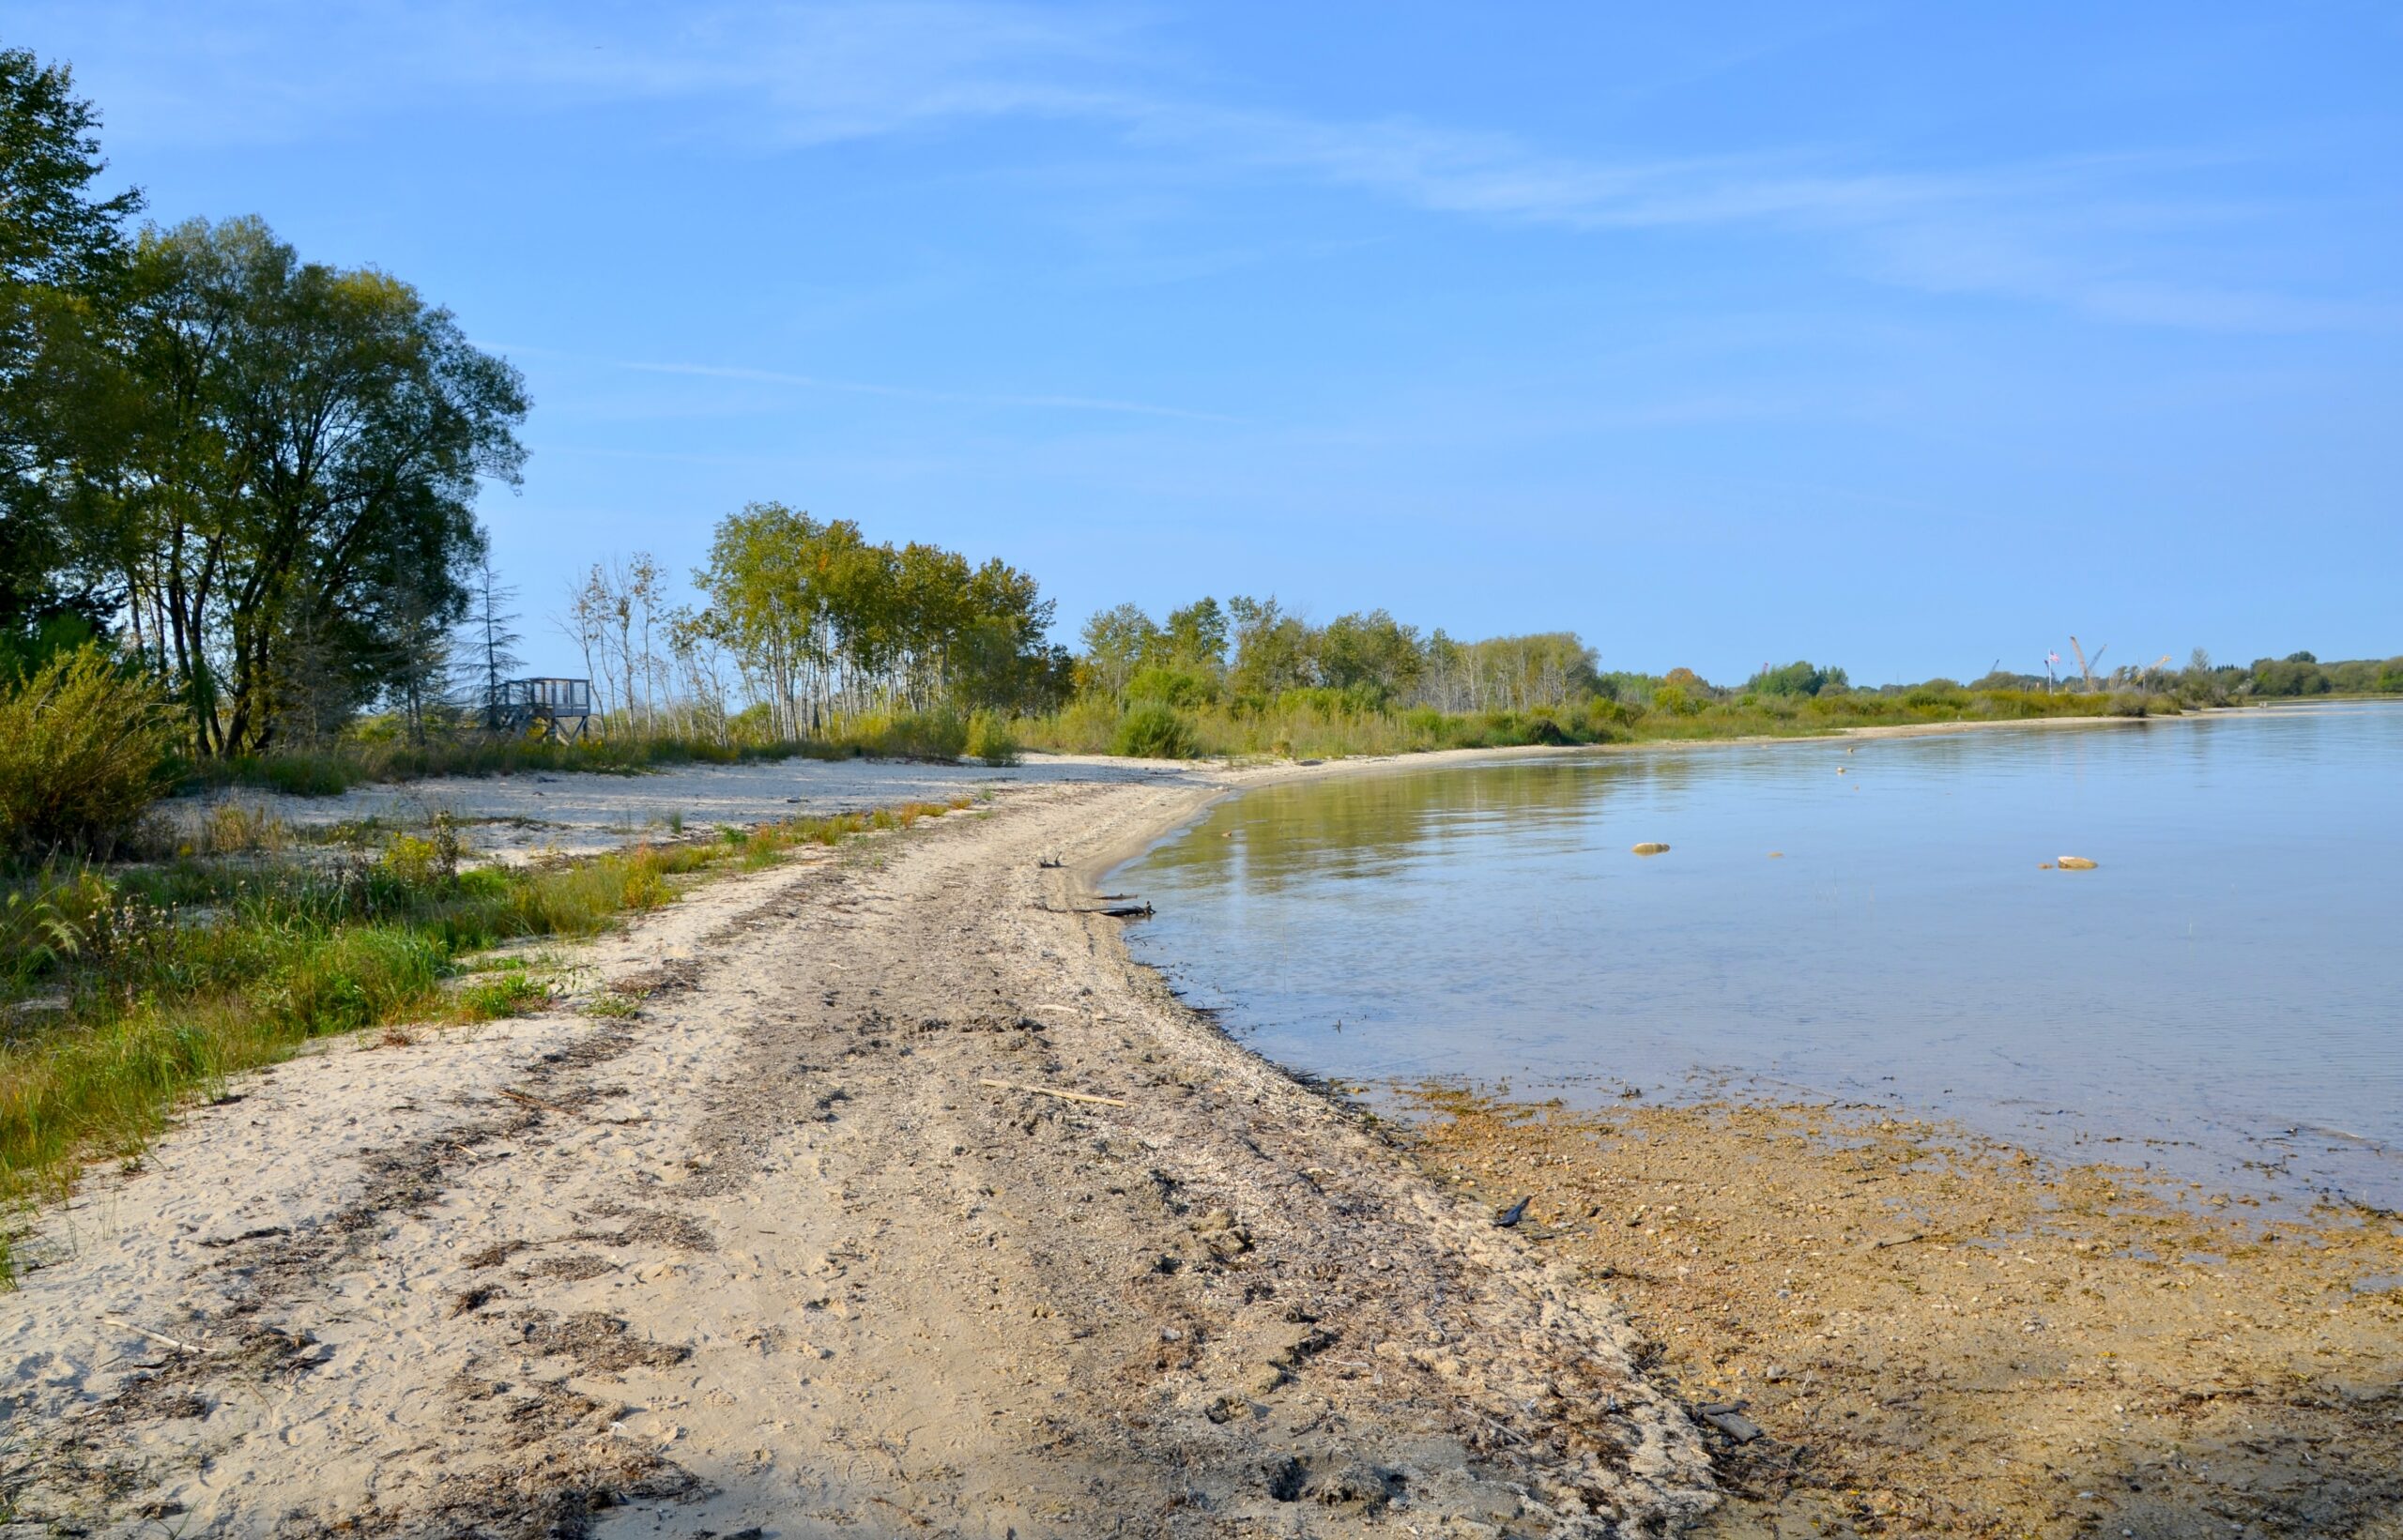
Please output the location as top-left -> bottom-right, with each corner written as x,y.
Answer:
964,709 -> 1020,767
858,707 -> 969,760
2245,654 -> 2400,697
1745,660 -> 1844,697
0,45 -> 145,648
0,644 -> 177,858
0,796 -> 972,1239
1112,702 -> 1198,759
1125,665 -> 1217,709
690,502 -> 1063,739
77,217 -> 527,756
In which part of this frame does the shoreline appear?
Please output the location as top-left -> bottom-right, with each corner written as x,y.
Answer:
2,770 -> 1719,1535
8,707 -> 2383,1533
1067,724 -> 2401,1536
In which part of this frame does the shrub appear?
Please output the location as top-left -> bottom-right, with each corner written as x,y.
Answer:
1112,702 -> 1197,759
0,646 -> 179,860
964,710 -> 1021,767
1125,666 -> 1217,709
863,708 -> 969,760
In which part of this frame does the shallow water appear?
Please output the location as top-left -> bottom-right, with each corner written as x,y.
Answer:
1116,703 -> 2403,1208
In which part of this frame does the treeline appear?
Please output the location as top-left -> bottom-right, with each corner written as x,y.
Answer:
2242,651 -> 2403,698
1023,606 -> 2398,760
2,49 -> 528,756
1076,595 -> 1603,716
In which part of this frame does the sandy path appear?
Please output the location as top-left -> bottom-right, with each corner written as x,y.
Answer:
3,775 -> 1714,1537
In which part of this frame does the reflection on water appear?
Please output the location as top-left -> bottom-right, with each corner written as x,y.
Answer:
1118,703 -> 2403,1208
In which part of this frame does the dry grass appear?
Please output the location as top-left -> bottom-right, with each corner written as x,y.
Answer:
0,796 -> 971,1279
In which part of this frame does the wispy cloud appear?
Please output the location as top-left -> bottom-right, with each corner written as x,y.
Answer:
488,342 -> 1241,423
38,0 -> 2393,334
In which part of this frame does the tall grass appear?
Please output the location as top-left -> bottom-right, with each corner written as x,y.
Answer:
0,795 -> 972,1275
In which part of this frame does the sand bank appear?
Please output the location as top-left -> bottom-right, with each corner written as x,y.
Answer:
4,765 -> 1716,1536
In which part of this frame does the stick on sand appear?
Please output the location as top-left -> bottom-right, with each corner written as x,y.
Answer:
977,1077 -> 1129,1108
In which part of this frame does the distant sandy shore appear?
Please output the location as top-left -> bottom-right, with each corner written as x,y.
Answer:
167,709 -> 2165,864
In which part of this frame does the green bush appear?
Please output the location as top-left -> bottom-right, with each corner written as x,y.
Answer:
0,646 -> 179,860
964,709 -> 1021,767
1112,702 -> 1198,759
1125,666 -> 1218,709
861,708 -> 969,760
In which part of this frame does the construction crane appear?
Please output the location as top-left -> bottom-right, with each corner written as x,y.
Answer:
2068,635 -> 2108,692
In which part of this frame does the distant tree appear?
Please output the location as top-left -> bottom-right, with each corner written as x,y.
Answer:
1745,660 -> 1837,697
1079,602 -> 1163,697
1315,609 -> 1424,702
457,550 -> 521,728
1162,598 -> 1229,673
381,573 -> 457,744
1226,595 -> 1318,699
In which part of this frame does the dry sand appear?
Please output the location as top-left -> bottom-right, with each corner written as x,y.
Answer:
3,762 -> 1716,1538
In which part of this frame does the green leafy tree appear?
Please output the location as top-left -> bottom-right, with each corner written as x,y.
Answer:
0,45 -> 144,654
1079,602 -> 1163,697
1162,597 -> 1229,673
86,217 -> 528,753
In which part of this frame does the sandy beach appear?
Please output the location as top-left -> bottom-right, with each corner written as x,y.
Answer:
4,760 -> 1715,1537
11,713 -> 2387,1538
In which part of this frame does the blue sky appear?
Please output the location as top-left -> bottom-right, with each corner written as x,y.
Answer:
19,2 -> 2401,681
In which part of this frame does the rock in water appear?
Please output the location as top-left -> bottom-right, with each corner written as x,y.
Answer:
1631,842 -> 1670,856
2057,855 -> 2099,870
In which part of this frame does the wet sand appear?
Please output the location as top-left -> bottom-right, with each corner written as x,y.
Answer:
1405,1093 -> 2403,1537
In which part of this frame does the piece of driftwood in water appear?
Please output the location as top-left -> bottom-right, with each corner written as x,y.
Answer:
977,1077 -> 1130,1107
1033,899 -> 1155,918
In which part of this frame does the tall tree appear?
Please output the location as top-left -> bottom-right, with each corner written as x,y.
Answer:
94,216 -> 528,753
0,43 -> 144,656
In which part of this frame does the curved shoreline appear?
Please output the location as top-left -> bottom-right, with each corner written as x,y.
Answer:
2,772 -> 1718,1535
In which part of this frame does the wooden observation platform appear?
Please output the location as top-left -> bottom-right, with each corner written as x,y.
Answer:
488,678 -> 594,742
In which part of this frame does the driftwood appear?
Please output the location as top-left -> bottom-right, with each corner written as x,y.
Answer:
977,1077 -> 1129,1108
99,1316 -> 211,1356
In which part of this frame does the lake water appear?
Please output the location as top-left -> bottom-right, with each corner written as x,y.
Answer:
1116,703 -> 2403,1209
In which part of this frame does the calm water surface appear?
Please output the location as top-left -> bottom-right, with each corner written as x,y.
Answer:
1116,703 -> 2403,1207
